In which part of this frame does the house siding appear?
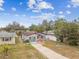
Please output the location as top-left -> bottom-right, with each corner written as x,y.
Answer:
45,35 -> 57,41
22,34 -> 38,42
0,37 -> 15,45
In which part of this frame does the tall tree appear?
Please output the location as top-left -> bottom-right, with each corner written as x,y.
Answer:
6,21 -> 20,29
42,20 -> 49,31
6,21 -> 25,31
54,18 -> 66,42
48,20 -> 54,30
29,24 -> 37,31
54,18 -> 79,45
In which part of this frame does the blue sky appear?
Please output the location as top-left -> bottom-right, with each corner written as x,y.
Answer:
0,0 -> 79,27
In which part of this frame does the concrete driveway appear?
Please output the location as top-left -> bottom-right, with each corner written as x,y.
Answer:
32,43 -> 69,59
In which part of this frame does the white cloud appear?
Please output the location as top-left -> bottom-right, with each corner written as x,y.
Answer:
28,0 -> 36,9
0,7 -> 4,11
32,9 -> 40,13
20,2 -> 23,5
28,0 -> 54,12
0,0 -> 4,7
67,4 -> 71,8
22,14 -> 26,17
3,13 -> 10,15
58,15 -> 65,18
37,0 -> 43,2
15,14 -> 19,17
59,11 -> 63,14
12,7 -> 16,11
66,11 -> 71,14
38,1 -> 54,10
71,0 -> 79,7
0,0 -> 4,11
30,13 -> 56,21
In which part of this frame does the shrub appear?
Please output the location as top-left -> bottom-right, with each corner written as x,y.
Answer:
24,40 -> 30,43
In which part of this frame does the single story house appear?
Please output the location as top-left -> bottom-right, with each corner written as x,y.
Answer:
0,31 -> 17,45
45,34 -> 57,41
43,31 -> 57,41
22,32 -> 45,43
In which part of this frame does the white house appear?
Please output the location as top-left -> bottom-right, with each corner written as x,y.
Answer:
22,32 -> 45,43
22,32 -> 37,42
45,34 -> 57,41
0,31 -> 17,45
43,31 -> 57,41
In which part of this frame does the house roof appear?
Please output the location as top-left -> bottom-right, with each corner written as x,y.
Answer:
0,31 -> 16,37
43,31 -> 54,35
22,31 -> 37,36
37,33 -> 45,36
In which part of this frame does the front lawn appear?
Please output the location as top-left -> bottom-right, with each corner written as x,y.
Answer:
43,40 -> 79,59
0,43 -> 47,59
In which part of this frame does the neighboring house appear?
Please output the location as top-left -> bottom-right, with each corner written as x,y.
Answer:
43,31 -> 57,41
0,31 -> 17,45
45,34 -> 57,41
22,32 -> 45,43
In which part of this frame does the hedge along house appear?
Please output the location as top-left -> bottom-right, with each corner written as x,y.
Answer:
22,32 -> 45,43
0,31 -> 17,45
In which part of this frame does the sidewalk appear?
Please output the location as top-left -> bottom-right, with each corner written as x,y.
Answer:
32,43 -> 69,59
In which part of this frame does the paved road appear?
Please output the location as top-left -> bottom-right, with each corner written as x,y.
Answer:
32,43 -> 69,59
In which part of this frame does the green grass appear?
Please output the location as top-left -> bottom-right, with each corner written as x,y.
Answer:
43,40 -> 79,59
0,38 -> 47,59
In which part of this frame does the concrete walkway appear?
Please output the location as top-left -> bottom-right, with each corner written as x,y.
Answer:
32,43 -> 69,59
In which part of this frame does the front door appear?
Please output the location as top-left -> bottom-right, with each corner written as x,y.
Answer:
30,36 -> 36,42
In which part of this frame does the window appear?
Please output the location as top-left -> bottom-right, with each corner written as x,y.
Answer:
2,37 -> 11,41
29,37 -> 31,39
33,37 -> 36,39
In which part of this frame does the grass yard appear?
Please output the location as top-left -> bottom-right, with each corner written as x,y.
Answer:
43,40 -> 79,59
0,43 -> 47,59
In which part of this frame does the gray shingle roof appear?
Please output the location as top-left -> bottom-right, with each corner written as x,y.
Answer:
0,31 -> 16,37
